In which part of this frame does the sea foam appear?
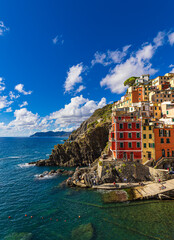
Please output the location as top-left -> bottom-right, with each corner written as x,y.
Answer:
18,163 -> 35,168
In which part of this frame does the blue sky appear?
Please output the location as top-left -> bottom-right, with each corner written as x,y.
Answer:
0,0 -> 174,136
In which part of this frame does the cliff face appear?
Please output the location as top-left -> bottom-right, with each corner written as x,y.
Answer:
36,104 -> 112,167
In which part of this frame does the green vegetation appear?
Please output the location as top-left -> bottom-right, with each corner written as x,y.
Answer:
124,76 -> 138,87
99,161 -> 103,166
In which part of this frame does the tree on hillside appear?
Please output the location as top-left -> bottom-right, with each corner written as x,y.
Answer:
124,76 -> 138,87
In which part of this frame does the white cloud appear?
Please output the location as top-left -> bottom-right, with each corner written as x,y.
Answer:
52,35 -> 64,45
19,101 -> 28,108
91,52 -> 108,66
0,21 -> 9,36
49,95 -> 106,130
9,91 -> 20,99
5,107 -> 12,113
15,84 -> 32,95
75,85 -> 86,94
100,31 -> 166,94
64,63 -> 84,93
169,64 -> 174,73
0,77 -> 5,91
0,96 -> 13,110
91,45 -> 131,66
8,108 -> 39,129
168,32 -> 174,46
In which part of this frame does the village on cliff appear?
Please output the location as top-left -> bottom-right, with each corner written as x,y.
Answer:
36,72 -> 174,202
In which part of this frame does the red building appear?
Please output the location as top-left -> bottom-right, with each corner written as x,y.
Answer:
110,113 -> 142,161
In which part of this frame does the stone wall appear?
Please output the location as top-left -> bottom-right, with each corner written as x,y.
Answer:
149,167 -> 169,182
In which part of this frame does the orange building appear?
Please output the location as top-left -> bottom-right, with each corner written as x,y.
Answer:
132,87 -> 143,103
154,127 -> 174,160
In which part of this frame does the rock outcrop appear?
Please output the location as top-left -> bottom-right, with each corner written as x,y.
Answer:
35,104 -> 112,167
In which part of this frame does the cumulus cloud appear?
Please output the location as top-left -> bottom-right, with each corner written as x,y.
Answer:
168,32 -> 174,46
15,84 -> 32,95
75,85 -> 86,94
8,108 -> 39,129
0,21 -> 9,36
91,45 -> 131,66
0,77 -> 5,91
9,91 -> 20,100
0,96 -> 13,110
64,63 -> 84,93
100,31 -> 166,94
49,95 -> 106,130
19,101 -> 28,108
5,107 -> 12,113
52,35 -> 64,45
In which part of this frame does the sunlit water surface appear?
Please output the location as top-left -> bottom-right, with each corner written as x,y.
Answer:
0,137 -> 173,240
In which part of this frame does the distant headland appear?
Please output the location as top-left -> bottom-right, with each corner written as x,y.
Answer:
30,131 -> 71,138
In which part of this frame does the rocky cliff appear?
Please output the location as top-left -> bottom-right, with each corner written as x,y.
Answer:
36,104 -> 112,167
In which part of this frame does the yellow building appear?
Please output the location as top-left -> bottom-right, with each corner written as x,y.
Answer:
142,121 -> 155,164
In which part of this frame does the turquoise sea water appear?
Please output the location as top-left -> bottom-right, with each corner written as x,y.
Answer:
0,137 -> 174,240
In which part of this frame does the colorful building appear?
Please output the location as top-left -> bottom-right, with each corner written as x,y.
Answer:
154,125 -> 174,160
142,119 -> 155,163
110,112 -> 142,161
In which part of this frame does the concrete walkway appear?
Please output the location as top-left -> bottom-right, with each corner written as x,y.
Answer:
133,179 -> 174,200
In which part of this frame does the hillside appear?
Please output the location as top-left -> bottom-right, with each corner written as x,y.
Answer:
30,131 -> 71,138
35,104 -> 112,167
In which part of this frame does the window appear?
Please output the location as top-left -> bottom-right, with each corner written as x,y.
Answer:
149,143 -> 153,148
144,143 -> 146,148
128,123 -> 132,129
111,133 -> 114,138
149,134 -> 152,139
166,138 -> 170,143
159,129 -> 163,137
119,123 -> 123,129
143,134 -> 146,139
155,113 -> 157,116
120,142 -> 124,148
120,133 -> 123,138
128,142 -> 132,148
149,126 -> 151,130
167,111 -> 169,115
155,107 -> 157,110
137,142 -> 140,148
161,138 -> 164,143
136,123 -> 140,129
136,133 -> 140,138
118,117 -> 121,121
128,133 -> 132,138
139,93 -> 141,95
143,126 -> 146,130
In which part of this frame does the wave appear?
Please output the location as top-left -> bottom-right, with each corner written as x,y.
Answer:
34,173 -> 57,180
46,154 -> 50,157
8,156 -> 21,159
18,163 -> 35,168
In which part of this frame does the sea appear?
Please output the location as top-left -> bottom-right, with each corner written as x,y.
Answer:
0,137 -> 174,240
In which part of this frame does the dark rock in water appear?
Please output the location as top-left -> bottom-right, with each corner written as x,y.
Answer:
49,170 -> 56,174
56,169 -> 64,174
59,180 -> 67,189
102,190 -> 128,203
63,170 -> 74,176
71,223 -> 94,240
4,232 -> 32,240
28,161 -> 36,165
